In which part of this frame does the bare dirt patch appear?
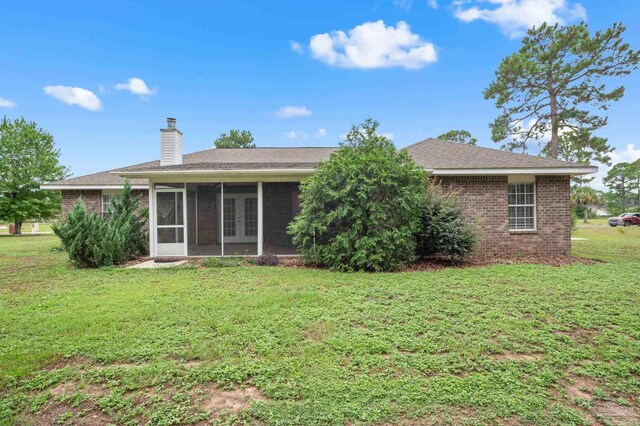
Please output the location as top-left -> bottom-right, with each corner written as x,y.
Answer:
565,376 -> 597,400
554,328 -> 597,344
194,384 -> 266,416
18,398 -> 112,426
50,381 -> 77,397
593,401 -> 640,426
489,352 -> 542,362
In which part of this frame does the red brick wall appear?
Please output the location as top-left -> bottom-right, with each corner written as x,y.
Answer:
60,190 -> 149,217
437,175 -> 571,256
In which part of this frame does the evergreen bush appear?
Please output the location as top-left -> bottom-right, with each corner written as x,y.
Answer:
52,181 -> 148,268
416,183 -> 478,263
288,119 -> 426,272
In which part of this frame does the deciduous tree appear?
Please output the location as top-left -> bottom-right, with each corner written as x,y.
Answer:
213,129 -> 255,148
0,116 -> 67,234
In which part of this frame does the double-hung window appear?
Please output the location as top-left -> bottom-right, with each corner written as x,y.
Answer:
508,182 -> 535,231
102,193 -> 121,218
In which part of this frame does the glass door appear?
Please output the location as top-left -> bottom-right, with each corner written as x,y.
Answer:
155,189 -> 186,256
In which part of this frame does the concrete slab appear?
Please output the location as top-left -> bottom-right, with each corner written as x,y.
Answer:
127,259 -> 188,269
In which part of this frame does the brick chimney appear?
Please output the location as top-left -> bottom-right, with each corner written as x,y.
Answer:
160,117 -> 183,166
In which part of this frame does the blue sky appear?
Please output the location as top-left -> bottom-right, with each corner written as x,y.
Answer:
1,0 -> 640,187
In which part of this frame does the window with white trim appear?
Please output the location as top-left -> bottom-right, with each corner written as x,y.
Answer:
102,193 -> 121,218
508,183 -> 535,230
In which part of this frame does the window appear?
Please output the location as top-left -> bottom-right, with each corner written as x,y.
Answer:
508,183 -> 535,230
102,193 -> 121,218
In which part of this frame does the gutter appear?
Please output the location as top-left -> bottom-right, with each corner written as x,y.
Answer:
113,168 -> 318,177
41,184 -> 149,190
429,166 -> 598,176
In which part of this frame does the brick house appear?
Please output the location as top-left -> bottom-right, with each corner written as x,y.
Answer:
42,118 -> 596,258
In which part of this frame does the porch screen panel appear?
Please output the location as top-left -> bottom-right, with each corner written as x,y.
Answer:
187,183 -> 221,256
222,183 -> 257,256
155,189 -> 185,256
263,182 -> 300,255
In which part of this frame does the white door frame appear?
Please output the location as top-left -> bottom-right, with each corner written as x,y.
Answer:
154,186 -> 187,257
217,193 -> 258,244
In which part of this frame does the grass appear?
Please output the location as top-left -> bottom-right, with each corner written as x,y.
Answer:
0,228 -> 638,425
572,217 -> 640,263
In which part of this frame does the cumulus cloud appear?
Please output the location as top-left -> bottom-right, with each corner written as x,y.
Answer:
44,86 -> 102,111
284,130 -> 308,140
592,143 -> 640,190
454,0 -> 587,38
428,0 -> 438,8
309,20 -> 437,70
290,40 -> 304,54
115,77 -> 156,96
276,106 -> 312,119
314,128 -> 327,138
0,97 -> 16,108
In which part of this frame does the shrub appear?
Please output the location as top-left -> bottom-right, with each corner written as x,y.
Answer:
255,253 -> 279,266
52,200 -> 127,267
109,183 -> 148,258
416,183 -> 478,263
52,181 -> 148,268
288,119 -> 426,272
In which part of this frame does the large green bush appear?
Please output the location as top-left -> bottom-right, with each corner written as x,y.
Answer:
288,119 -> 426,272
416,183 -> 478,263
53,181 -> 148,268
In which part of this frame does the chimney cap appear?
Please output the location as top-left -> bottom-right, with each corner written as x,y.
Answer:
166,117 -> 176,128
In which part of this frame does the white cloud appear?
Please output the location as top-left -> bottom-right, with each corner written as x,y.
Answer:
284,130 -> 308,140
454,0 -> 587,38
0,97 -> 16,108
381,132 -> 394,140
276,106 -> 312,119
43,86 -> 102,111
309,20 -> 437,70
427,0 -> 438,8
592,143 -> 640,190
98,84 -> 108,94
393,0 -> 413,11
115,77 -> 156,96
314,128 -> 327,137
290,40 -> 304,54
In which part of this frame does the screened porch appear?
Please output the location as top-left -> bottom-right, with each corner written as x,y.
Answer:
151,181 -> 300,257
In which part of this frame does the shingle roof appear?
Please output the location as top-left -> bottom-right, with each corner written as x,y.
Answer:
120,147 -> 337,173
46,147 -> 337,186
405,138 -> 590,170
45,140 -> 594,188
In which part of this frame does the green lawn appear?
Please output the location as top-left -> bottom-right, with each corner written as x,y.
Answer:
572,217 -> 640,263
0,230 -> 638,425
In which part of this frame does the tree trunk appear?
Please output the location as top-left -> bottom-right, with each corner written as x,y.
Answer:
549,93 -> 559,159
583,205 -> 588,223
14,220 -> 22,235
